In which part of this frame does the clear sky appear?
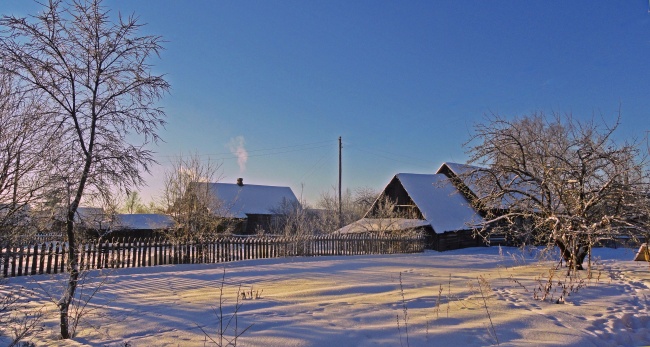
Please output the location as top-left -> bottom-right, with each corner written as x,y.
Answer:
3,1 -> 650,205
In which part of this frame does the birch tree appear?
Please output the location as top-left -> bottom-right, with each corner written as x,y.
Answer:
0,0 -> 169,338
465,112 -> 649,273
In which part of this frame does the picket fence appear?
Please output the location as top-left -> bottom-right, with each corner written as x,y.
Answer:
1,234 -> 425,278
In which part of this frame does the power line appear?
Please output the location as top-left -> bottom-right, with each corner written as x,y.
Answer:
349,145 -> 433,169
298,151 -> 332,183
159,140 -> 334,160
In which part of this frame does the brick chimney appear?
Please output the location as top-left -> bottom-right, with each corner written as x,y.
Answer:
237,178 -> 244,186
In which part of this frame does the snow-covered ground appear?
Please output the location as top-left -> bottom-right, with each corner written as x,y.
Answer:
2,246 -> 649,346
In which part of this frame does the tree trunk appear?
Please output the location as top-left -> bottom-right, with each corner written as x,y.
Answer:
59,212 -> 79,339
555,238 -> 586,273
59,151 -> 91,339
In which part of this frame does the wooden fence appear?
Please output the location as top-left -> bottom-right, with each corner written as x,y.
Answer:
1,234 -> 425,278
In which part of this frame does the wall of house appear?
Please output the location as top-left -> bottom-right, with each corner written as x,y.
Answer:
368,177 -> 422,218
242,214 -> 274,235
426,230 -> 485,251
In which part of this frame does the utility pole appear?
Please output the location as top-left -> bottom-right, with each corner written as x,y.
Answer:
338,136 -> 343,229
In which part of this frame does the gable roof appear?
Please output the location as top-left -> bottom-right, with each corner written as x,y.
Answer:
74,207 -> 106,229
390,173 -> 483,234
437,162 -> 541,210
436,162 -> 483,198
200,182 -> 300,218
437,162 -> 480,177
75,207 -> 105,221
114,214 -> 174,230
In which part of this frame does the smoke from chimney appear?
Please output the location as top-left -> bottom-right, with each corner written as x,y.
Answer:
228,136 -> 248,173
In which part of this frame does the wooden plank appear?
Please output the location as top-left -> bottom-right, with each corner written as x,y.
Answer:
17,245 -> 24,276
60,243 -> 67,273
52,243 -> 60,274
132,238 -> 138,267
2,245 -> 10,277
10,245 -> 17,277
46,244 -> 53,274
111,239 -> 118,268
25,245 -> 32,276
38,243 -> 46,274
30,244 -> 38,275
90,242 -> 97,270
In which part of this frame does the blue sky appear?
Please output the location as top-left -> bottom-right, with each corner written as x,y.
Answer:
4,1 -> 650,204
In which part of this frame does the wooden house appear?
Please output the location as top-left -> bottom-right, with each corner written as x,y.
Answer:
436,162 -> 538,245
110,214 -> 175,238
200,178 -> 300,235
345,172 -> 485,251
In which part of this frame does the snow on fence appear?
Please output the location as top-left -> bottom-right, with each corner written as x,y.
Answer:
1,234 -> 425,278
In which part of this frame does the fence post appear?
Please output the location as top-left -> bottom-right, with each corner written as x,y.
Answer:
45,243 -> 54,274
133,238 -> 140,267
144,238 -> 150,267
9,245 -> 17,277
96,240 -> 102,269
88,241 -> 95,270
170,241 -> 175,265
16,245 -> 24,277
128,238 -> 135,267
38,242 -> 47,274
210,238 -> 216,263
2,244 -> 9,277
52,243 -> 60,274
158,238 -> 163,266
24,245 -> 32,277
30,244 -> 38,275
152,238 -> 158,266
100,239 -> 108,269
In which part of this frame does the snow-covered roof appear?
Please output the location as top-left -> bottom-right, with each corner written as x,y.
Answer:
74,207 -> 106,227
436,162 -> 484,196
395,173 -> 484,233
437,162 -> 481,177
115,214 -> 174,230
338,218 -> 430,234
200,182 -> 300,219
437,162 -> 541,210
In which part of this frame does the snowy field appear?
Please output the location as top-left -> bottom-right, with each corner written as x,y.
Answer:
2,246 -> 649,346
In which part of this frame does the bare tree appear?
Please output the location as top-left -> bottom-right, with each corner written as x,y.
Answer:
360,194 -> 422,234
264,187 -> 380,236
268,198 -> 311,236
0,73 -> 55,243
0,0 -> 169,338
120,191 -> 149,214
465,112 -> 649,273
353,186 -> 380,214
160,153 -> 227,241
315,187 -> 376,233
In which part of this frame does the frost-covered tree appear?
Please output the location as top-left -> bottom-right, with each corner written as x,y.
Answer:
0,73 -> 55,242
0,0 -> 169,338
465,112 -> 649,273
160,153 -> 227,241
315,187 -> 379,233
